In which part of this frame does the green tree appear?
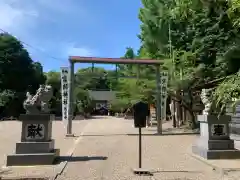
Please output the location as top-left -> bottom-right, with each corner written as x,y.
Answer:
75,89 -> 94,115
0,33 -> 37,92
45,71 -> 61,91
0,33 -> 46,117
75,67 -> 111,90
135,0 -> 240,127
45,71 -> 61,115
29,62 -> 46,93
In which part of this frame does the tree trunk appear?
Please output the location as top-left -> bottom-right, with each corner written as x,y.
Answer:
169,90 -> 197,129
188,89 -> 197,129
170,99 -> 177,127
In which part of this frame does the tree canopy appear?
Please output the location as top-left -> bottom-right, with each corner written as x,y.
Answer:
1,1 -> 240,125
0,33 -> 46,117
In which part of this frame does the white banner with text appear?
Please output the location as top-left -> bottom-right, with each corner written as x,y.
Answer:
60,67 -> 70,125
160,72 -> 168,120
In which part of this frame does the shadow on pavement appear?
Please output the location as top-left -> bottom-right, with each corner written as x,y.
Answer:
127,132 -> 199,136
76,132 -> 199,137
0,169 -> 12,176
89,116 -> 109,119
57,156 -> 108,163
53,116 -> 110,121
54,116 -> 85,121
80,134 -> 127,137
151,170 -> 203,174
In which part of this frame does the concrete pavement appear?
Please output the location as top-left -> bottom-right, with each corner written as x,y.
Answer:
56,117 -> 222,180
1,116 -> 240,179
0,119 -> 90,179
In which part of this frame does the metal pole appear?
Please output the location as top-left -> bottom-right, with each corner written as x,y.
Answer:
67,61 -> 74,136
156,65 -> 162,134
139,127 -> 142,168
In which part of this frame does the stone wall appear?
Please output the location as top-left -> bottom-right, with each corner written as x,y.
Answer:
226,102 -> 240,135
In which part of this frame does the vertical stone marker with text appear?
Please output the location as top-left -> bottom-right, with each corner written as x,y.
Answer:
61,67 -> 70,126
160,72 -> 168,121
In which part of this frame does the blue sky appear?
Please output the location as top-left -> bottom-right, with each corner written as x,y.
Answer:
0,0 -> 142,72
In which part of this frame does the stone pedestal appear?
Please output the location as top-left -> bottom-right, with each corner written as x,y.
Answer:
6,114 -> 60,166
192,115 -> 240,159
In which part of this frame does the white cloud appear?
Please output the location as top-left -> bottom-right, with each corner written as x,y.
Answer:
37,0 -> 83,14
66,45 -> 93,57
0,2 -> 24,29
0,0 -> 88,33
0,0 -> 96,64
0,0 -> 39,35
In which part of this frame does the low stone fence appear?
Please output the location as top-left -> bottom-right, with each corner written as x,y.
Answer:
226,102 -> 240,135
230,123 -> 240,135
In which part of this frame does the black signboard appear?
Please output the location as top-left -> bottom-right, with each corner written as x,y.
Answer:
132,101 -> 149,170
133,101 -> 148,128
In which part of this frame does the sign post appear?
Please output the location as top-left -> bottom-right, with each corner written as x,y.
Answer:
60,67 -> 70,132
132,101 -> 152,175
138,127 -> 142,168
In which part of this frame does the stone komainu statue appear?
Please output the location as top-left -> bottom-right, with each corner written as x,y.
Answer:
23,85 -> 53,114
200,88 -> 213,115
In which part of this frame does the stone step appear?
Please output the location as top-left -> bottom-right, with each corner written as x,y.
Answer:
15,140 -> 55,154
208,139 -> 234,150
193,145 -> 240,160
230,124 -> 240,134
206,149 -> 240,159
6,149 -> 60,166
230,134 -> 240,141
231,118 -> 240,123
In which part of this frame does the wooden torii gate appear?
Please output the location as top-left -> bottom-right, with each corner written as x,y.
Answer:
67,56 -> 164,135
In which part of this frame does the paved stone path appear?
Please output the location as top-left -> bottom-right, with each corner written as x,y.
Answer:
0,119 -> 90,179
1,117 -> 240,179
56,117 -> 223,180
